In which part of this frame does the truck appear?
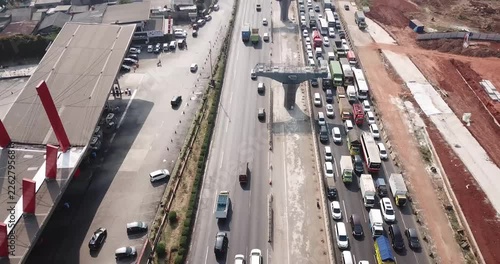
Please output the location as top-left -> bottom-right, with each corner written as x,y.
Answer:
312,30 -> 322,48
339,58 -> 353,85
340,156 -> 354,183
389,173 -> 408,206
241,24 -> 251,42
329,61 -> 343,86
325,176 -> 337,200
347,128 -> 361,155
355,11 -> 367,30
375,178 -> 388,197
352,103 -> 364,125
346,85 -> 356,103
339,97 -> 352,120
309,10 -> 317,28
238,162 -> 249,185
347,50 -> 357,66
374,236 -> 396,264
337,86 -> 346,99
215,191 -> 230,219
360,174 -> 376,207
327,52 -> 335,61
323,0 -> 332,10
250,28 -> 259,44
369,209 -> 384,238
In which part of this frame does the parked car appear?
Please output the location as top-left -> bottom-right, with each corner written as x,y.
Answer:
149,169 -> 170,182
115,246 -> 136,260
154,43 -> 161,53
126,221 -> 148,235
129,47 -> 141,54
127,54 -> 139,61
205,15 -> 212,21
147,45 -> 153,53
258,108 -> 266,121
88,227 -> 107,250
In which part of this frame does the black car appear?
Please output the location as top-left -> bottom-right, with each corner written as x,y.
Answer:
126,221 -> 148,235
310,78 -> 319,87
325,89 -> 333,103
88,227 -> 107,250
327,186 -> 337,200
171,96 -> 182,107
349,214 -> 363,238
352,155 -> 364,174
405,228 -> 421,250
389,224 -> 405,251
214,232 -> 228,258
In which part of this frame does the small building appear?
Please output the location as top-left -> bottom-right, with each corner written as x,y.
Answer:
0,21 -> 38,37
36,12 -> 71,35
132,17 -> 166,44
69,5 -> 89,15
32,9 -> 48,21
34,0 -> 64,9
102,2 -> 150,27
7,8 -> 34,22
47,5 -> 72,14
70,4 -> 107,24
409,19 -> 424,33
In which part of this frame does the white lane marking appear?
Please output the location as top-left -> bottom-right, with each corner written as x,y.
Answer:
109,133 -> 116,144
282,126 -> 291,264
229,91 -> 234,105
160,120 -> 165,128
204,247 -> 209,264
353,254 -> 357,264
117,89 -> 137,129
342,200 -> 347,217
219,151 -> 224,169
225,119 -> 230,133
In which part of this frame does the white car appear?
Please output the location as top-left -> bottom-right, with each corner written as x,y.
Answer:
328,27 -> 335,38
314,93 -> 322,106
326,104 -> 335,118
324,146 -> 333,161
149,169 -> 170,182
235,254 -> 245,264
262,18 -> 268,26
305,36 -> 311,45
342,39 -> 347,45
306,44 -> 312,53
378,142 -> 388,160
331,201 -> 342,220
370,123 -> 380,139
362,100 -> 371,112
335,222 -> 349,249
324,162 -> 334,177
344,120 -> 353,131
250,249 -> 262,262
303,29 -> 309,37
190,63 -> 198,72
323,37 -> 330,46
380,197 -> 396,222
332,127 -> 341,143
318,14 -> 323,19
263,32 -> 269,41
307,52 -> 314,59
307,0 -> 312,7
308,58 -> 316,67
129,47 -> 141,54
317,112 -> 326,126
147,45 -> 153,53
366,111 -> 376,124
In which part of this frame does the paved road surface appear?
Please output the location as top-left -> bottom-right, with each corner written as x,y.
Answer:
25,2 -> 233,263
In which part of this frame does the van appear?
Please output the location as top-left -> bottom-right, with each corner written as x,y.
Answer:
317,112 -> 326,126
335,222 -> 349,249
149,169 -> 170,182
314,93 -> 322,106
169,41 -> 177,50
325,89 -> 333,103
341,251 -> 354,264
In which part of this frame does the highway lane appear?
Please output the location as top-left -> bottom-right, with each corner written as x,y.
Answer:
187,0 -> 272,262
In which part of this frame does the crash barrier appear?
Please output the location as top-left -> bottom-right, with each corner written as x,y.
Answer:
416,32 -> 500,42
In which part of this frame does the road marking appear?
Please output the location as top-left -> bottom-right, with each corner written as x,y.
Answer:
117,89 -> 137,129
333,157 -> 340,180
204,247 -> 209,264
225,119 -> 229,133
229,91 -> 234,105
160,120 -> 164,128
109,132 -> 116,144
342,200 -> 347,217
353,253 -> 357,264
219,151 -> 224,169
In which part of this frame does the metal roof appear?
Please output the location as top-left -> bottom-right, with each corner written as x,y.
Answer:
2,23 -> 135,146
102,2 -> 150,24
416,32 -> 500,42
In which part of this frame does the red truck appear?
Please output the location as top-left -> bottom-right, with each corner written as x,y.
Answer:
347,50 -> 357,65
313,30 -> 322,49
353,103 -> 364,125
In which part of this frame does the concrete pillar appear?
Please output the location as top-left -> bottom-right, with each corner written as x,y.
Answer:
279,0 -> 290,21
0,120 -> 11,148
283,83 -> 299,110
35,81 -> 70,152
23,179 -> 36,215
45,144 -> 58,180
0,223 -> 7,257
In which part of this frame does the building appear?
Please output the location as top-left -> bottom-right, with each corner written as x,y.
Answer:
70,3 -> 107,24
36,12 -> 71,35
101,2 -> 150,26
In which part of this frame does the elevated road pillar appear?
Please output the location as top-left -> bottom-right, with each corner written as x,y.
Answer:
283,83 -> 299,109
23,179 -> 36,215
278,0 -> 291,21
46,144 -> 58,180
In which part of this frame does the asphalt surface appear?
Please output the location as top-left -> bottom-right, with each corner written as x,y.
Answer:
303,2 -> 431,264
24,3 -> 233,263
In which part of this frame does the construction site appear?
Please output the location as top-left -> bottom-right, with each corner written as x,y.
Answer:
363,0 -> 500,262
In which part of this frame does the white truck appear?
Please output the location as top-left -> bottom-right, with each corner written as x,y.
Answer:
340,156 -> 353,183
369,209 -> 384,237
389,173 -> 408,206
327,52 -> 335,61
360,174 -> 376,208
215,191 -> 230,219
346,85 -> 356,103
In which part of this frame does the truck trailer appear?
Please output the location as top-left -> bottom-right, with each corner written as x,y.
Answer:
374,236 -> 396,264
340,156 -> 354,183
339,58 -> 353,85
339,97 -> 352,120
369,209 -> 384,237
389,173 -> 408,206
241,24 -> 251,42
329,61 -> 343,86
360,174 -> 376,207
215,191 -> 230,219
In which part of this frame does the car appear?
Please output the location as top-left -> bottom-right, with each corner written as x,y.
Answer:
314,4 -> 320,12
318,14 -> 323,19
362,100 -> 371,112
192,23 -> 199,30
335,222 -> 349,249
154,43 -> 161,53
344,4 -> 350,10
349,214 -> 364,237
303,29 -> 309,37
205,15 -> 212,21
366,111 -> 376,124
389,225 -> 405,251
120,65 -> 131,73
256,4 -> 261,11
342,39 -> 347,45
250,249 -> 262,263
324,146 -> 333,161
323,37 -> 330,46
88,227 -> 107,250
344,120 -> 353,131
306,44 -> 312,53
115,246 -> 137,259
258,108 -> 266,121
380,197 -> 396,223
352,155 -> 364,174
314,92 -> 322,106
235,254 -> 245,264
299,4 -> 305,12
317,112 -> 326,126
262,18 -> 268,26
171,96 -> 182,107
126,221 -> 148,235
330,201 -> 342,220
251,69 -> 257,80
326,104 -> 335,118
213,4 -> 220,11
328,27 -> 335,38
370,123 -> 380,139
307,0 -> 312,7
214,232 -> 228,258
123,58 -> 138,66
149,169 -> 170,182
378,142 -> 388,160
305,36 -> 311,45
324,161 -> 334,177
309,78 -> 318,87
257,82 -> 265,93
307,51 -> 314,60
129,47 -> 141,54
127,54 -> 139,61
263,32 -> 269,41
332,127 -> 341,143
338,30 -> 346,38
405,228 -> 422,250
147,45 -> 153,53
192,30 -> 198,37
190,63 -> 198,72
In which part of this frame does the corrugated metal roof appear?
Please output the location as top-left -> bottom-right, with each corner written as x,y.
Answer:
102,2 -> 150,24
416,32 -> 500,42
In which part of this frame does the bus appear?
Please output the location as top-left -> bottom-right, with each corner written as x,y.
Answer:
318,18 -> 328,35
352,68 -> 369,100
325,9 -> 335,27
360,131 -> 381,173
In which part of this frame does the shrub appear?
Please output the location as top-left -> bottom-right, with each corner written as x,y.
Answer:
156,241 -> 167,258
168,211 -> 177,224
179,235 -> 188,248
174,255 -> 184,264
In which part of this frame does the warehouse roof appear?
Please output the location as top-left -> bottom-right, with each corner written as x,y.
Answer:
2,23 -> 135,146
102,2 -> 150,24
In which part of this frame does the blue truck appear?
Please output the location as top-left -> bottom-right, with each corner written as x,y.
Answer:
242,24 -> 251,42
374,236 -> 396,264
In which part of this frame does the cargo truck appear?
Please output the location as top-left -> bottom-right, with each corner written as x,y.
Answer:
323,0 -> 332,9
325,176 -> 337,200
313,30 -> 323,48
339,58 -> 354,85
374,236 -> 396,264
250,28 -> 260,44
238,162 -> 249,185
347,129 -> 361,155
369,209 -> 384,237
329,61 -> 344,86
339,97 -> 352,120
352,103 -> 364,125
340,156 -> 353,183
215,191 -> 230,219
389,173 -> 408,206
360,174 -> 376,207
355,11 -> 367,30
337,86 -> 346,99
346,85 -> 356,103
347,50 -> 357,66
241,24 -> 251,42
